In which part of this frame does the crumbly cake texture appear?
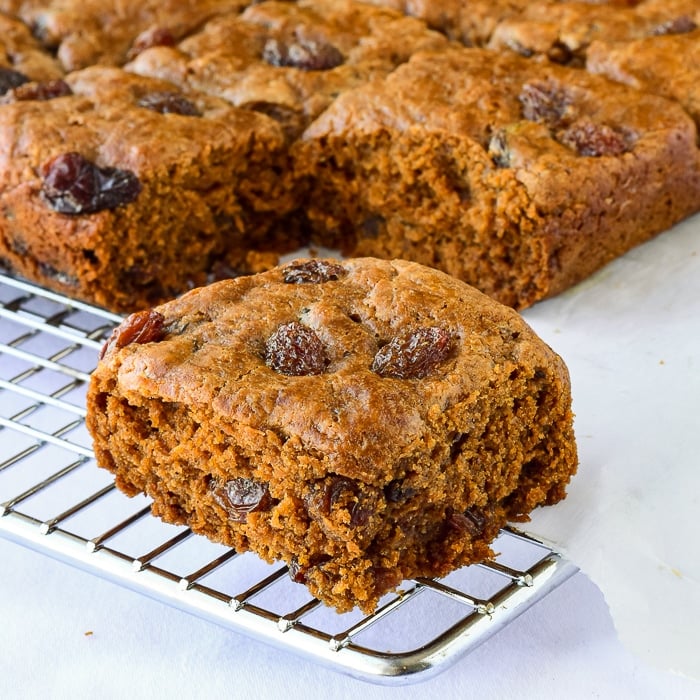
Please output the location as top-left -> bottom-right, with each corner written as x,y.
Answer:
0,66 -> 298,312
295,47 -> 700,310
124,0 -> 450,137
587,29 -> 700,128
86,257 -> 578,613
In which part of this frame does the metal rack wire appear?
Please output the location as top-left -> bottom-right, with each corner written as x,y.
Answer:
0,271 -> 577,685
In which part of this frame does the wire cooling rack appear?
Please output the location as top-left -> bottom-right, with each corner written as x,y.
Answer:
0,271 -> 577,685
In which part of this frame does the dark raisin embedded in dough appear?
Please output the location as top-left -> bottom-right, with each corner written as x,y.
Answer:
372,566 -> 403,595
652,15 -> 697,36
240,100 -> 306,141
1,78 -> 72,102
127,26 -> 176,59
0,67 -> 29,96
262,36 -> 344,71
361,214 -> 385,238
283,259 -> 347,284
37,261 -> 78,287
212,477 -> 271,523
446,506 -> 487,536
488,130 -> 511,168
558,120 -> 632,157
41,152 -> 142,215
307,476 -> 379,529
99,309 -> 166,359
384,479 -> 417,504
372,327 -> 454,379
288,558 -> 307,584
546,41 -> 574,65
519,80 -> 574,128
137,91 -> 201,116
287,554 -> 331,585
265,321 -> 328,375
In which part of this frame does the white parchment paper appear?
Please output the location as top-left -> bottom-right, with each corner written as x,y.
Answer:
521,213 -> 700,681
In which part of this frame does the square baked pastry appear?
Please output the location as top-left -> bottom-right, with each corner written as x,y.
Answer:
295,47 -> 700,309
0,66 -> 298,311
87,257 -> 578,612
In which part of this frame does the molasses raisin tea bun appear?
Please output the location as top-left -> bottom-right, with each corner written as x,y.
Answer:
86,257 -> 578,612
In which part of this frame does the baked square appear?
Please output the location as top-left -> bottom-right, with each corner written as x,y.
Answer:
87,257 -> 578,612
296,47 -> 700,309
0,66 -> 297,311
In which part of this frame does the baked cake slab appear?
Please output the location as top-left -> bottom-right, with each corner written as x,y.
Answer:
86,257 -> 578,612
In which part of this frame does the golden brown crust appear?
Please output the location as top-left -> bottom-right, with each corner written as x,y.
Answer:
0,66 -> 297,311
487,3 -> 657,64
1,0 -> 700,315
587,29 -> 700,128
87,257 -> 578,612
124,0 -> 450,134
3,0 -> 245,71
296,47 -> 700,309
0,12 -> 64,81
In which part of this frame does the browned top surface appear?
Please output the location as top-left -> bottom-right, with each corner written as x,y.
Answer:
98,257 -> 570,482
124,0 -> 449,123
0,66 -> 285,183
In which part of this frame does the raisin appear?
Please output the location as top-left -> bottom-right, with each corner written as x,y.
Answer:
288,558 -> 307,584
446,506 -> 487,537
99,309 -> 166,359
384,479 -> 417,504
0,78 -> 72,102
37,261 -> 78,287
372,327 -> 454,379
265,321 -> 328,375
287,554 -> 331,585
262,35 -> 344,71
652,15 -> 697,35
212,477 -> 271,523
0,67 -> 29,96
488,130 -> 511,168
371,566 -> 403,594
283,259 -> 347,284
241,101 -> 306,141
306,476 -> 348,517
558,120 -> 632,157
127,26 -> 176,60
137,91 -> 201,116
307,476 -> 378,529
40,152 -> 142,215
519,80 -> 573,128
546,41 -> 574,65
361,215 -> 385,238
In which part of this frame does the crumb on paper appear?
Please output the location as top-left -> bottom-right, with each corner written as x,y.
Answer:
84,630 -> 94,637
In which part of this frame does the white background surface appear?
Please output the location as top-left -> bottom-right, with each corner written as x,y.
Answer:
2,215 -> 700,699
0,538 -> 697,699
